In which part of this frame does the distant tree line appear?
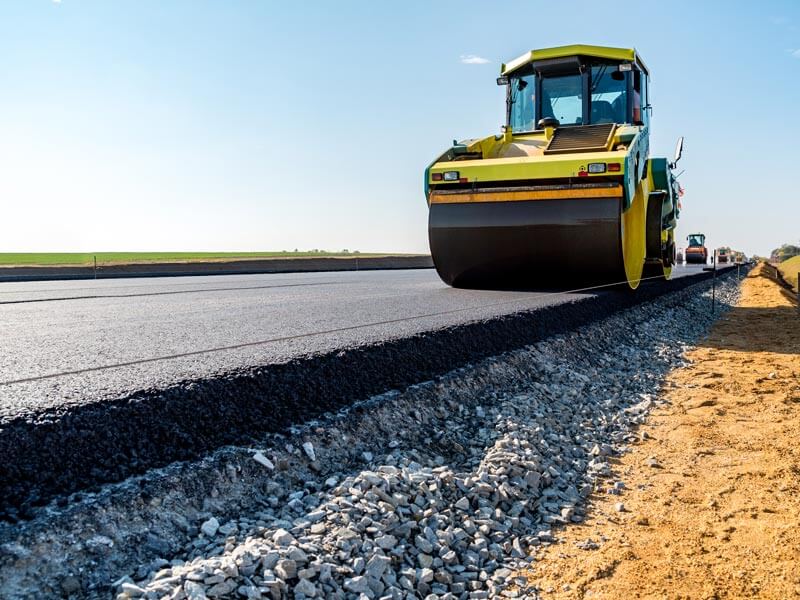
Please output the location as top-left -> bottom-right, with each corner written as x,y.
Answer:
770,242 -> 800,262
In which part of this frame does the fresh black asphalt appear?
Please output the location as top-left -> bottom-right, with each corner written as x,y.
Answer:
0,265 -> 729,520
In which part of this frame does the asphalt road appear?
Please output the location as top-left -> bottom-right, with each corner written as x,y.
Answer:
0,263 -> 732,516
0,264 -> 714,421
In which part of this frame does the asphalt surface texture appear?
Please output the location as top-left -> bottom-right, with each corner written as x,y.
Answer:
0,264 -> 729,520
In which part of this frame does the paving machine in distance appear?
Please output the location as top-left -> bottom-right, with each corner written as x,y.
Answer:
717,247 -> 730,264
425,44 -> 684,289
684,233 -> 708,264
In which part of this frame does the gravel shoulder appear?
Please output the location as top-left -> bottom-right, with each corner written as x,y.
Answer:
524,264 -> 800,599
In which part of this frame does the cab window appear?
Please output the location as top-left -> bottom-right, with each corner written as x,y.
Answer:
688,235 -> 703,247
509,74 -> 536,132
590,65 -> 626,124
541,73 -> 583,126
633,71 -> 644,125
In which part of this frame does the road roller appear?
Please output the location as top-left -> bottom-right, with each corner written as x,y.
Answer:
425,45 -> 684,289
685,233 -> 708,264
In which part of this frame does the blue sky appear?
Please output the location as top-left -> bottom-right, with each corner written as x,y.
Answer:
1,1 -> 798,257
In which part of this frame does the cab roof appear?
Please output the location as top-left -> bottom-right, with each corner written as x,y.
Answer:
501,44 -> 648,76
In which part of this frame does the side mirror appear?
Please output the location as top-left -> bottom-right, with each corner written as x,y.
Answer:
671,136 -> 684,168
496,76 -> 509,86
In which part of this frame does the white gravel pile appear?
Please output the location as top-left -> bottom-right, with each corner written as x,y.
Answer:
114,279 -> 739,600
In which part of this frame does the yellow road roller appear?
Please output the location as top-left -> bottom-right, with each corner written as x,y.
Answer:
425,44 -> 683,289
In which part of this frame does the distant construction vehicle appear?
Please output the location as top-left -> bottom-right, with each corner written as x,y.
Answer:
425,44 -> 683,289
684,233 -> 708,264
717,248 -> 730,264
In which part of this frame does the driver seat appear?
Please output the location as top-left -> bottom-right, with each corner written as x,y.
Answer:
590,100 -> 615,124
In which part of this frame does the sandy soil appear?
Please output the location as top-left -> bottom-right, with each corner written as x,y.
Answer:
525,264 -> 800,599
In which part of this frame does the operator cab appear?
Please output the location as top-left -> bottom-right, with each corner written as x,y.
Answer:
687,234 -> 706,247
504,51 -> 649,133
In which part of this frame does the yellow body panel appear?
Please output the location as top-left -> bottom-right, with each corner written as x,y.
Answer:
428,125 -> 640,186
501,44 -> 647,76
430,185 -> 623,205
429,152 -> 627,184
622,178 -> 647,289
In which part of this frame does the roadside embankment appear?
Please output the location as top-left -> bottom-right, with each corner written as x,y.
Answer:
777,255 -> 800,292
525,263 -> 800,598
0,255 -> 434,282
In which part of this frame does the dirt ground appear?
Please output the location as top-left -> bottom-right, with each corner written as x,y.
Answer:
525,264 -> 800,599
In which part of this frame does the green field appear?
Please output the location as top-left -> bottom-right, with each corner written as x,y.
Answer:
778,255 -> 800,292
0,251 -> 409,267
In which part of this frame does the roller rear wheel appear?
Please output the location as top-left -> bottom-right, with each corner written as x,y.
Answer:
642,191 -> 674,282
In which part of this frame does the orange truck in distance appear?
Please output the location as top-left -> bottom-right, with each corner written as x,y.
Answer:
685,233 -> 708,264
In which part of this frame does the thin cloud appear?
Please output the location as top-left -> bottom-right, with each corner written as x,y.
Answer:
792,49 -> 800,59
460,54 -> 491,65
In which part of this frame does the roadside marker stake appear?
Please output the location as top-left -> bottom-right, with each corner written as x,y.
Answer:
711,252 -> 716,314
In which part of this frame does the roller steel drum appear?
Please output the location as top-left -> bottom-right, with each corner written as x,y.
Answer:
429,196 -> 627,289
